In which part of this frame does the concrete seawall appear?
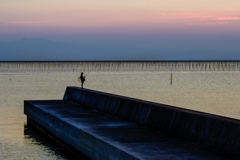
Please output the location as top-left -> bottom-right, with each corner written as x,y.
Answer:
63,86 -> 240,159
24,86 -> 240,159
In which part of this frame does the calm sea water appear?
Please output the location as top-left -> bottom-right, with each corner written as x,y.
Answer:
1,61 -> 240,159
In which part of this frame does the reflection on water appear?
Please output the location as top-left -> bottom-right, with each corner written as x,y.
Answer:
0,125 -> 68,160
24,124 -> 83,160
1,61 -> 240,159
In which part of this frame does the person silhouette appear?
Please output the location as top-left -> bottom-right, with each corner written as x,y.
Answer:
80,72 -> 86,88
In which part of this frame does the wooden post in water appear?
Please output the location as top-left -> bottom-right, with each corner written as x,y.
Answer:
170,72 -> 172,85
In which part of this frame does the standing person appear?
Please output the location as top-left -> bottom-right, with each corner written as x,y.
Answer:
80,72 -> 86,88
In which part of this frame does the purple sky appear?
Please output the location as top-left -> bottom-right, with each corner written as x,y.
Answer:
1,0 -> 240,60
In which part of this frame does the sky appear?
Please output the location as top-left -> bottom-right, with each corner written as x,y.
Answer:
1,0 -> 240,60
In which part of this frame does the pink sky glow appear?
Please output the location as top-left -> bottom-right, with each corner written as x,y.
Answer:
1,0 -> 240,36
6,21 -> 51,24
4,13 -> 240,27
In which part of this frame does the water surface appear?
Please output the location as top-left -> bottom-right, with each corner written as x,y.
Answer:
1,61 -> 240,159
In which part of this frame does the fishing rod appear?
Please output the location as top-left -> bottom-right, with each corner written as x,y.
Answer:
83,71 -> 91,76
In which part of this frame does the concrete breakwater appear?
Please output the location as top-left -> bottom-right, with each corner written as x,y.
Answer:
24,86 -> 240,159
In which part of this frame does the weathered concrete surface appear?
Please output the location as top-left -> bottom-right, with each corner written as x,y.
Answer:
25,99 -> 234,159
63,86 -> 240,159
24,86 -> 240,159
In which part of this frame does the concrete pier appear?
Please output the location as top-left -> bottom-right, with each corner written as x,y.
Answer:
24,86 -> 240,160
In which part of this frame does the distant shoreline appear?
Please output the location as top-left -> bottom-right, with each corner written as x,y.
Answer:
1,60 -> 240,63
1,61 -> 240,72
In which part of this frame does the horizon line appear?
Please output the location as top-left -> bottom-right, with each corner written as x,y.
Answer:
1,60 -> 240,63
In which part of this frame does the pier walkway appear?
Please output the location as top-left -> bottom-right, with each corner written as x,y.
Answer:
24,87 -> 239,160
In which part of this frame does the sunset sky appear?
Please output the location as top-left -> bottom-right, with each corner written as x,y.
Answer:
1,0 -> 240,60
